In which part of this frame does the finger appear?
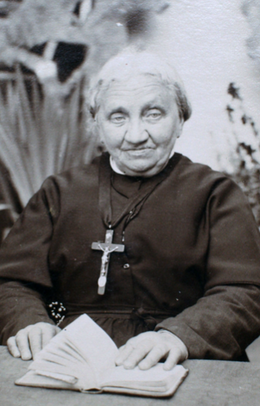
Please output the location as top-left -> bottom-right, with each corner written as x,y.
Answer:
138,345 -> 167,370
15,330 -> 33,361
7,336 -> 21,358
115,344 -> 135,366
28,326 -> 43,359
123,342 -> 152,370
163,347 -> 182,371
42,326 -> 60,348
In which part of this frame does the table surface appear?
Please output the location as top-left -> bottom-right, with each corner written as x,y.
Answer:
1,346 -> 260,406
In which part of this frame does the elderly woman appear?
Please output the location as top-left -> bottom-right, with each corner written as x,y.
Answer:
0,50 -> 260,370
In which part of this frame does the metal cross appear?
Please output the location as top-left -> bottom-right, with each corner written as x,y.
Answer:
91,229 -> 125,295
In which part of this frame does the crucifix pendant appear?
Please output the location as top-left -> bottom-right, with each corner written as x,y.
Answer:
91,230 -> 125,295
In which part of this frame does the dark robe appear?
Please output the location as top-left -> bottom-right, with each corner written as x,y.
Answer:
0,153 -> 260,360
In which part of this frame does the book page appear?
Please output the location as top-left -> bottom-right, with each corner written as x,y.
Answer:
62,314 -> 118,380
27,329 -> 97,389
23,314 -> 118,390
100,364 -> 188,393
16,370 -> 85,391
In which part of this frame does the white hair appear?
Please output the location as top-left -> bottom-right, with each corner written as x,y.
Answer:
87,49 -> 192,122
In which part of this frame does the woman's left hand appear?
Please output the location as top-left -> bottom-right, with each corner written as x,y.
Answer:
115,330 -> 188,371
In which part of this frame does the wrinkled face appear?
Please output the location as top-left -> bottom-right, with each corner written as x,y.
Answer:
96,75 -> 183,177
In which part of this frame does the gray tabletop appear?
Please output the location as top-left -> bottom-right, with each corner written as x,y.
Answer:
1,346 -> 260,406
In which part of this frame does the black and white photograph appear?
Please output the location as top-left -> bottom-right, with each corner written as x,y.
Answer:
0,1 -> 260,405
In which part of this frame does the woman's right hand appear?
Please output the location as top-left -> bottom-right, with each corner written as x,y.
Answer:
7,322 -> 60,360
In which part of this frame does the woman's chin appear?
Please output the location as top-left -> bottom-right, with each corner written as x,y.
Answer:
119,160 -> 164,177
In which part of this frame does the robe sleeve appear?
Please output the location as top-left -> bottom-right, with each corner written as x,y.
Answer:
0,281 -> 55,344
156,177 -> 260,359
156,284 -> 260,359
0,177 -> 59,344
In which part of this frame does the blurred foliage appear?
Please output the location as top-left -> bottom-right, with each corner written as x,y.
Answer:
0,0 -> 170,117
0,0 -> 168,47
0,0 -> 168,79
219,82 -> 260,227
228,137 -> 260,227
0,67 -> 98,221
225,2 -> 260,227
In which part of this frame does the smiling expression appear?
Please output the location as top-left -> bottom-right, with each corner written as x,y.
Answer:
96,74 -> 183,177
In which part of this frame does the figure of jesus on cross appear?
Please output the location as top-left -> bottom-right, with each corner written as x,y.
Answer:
91,229 -> 125,295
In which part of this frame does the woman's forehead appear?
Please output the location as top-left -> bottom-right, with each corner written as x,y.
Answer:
101,71 -> 169,90
100,82 -> 174,112
99,74 -> 174,107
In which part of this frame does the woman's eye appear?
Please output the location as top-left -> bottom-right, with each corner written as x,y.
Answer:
145,110 -> 162,120
110,114 -> 126,123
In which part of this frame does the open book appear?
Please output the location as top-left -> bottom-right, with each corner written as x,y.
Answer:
16,314 -> 188,397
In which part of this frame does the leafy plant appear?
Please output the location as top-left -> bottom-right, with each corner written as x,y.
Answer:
0,0 -> 169,86
217,82 -> 260,228
0,67 -> 98,223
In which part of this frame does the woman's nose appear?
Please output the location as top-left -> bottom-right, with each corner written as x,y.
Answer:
124,119 -> 149,144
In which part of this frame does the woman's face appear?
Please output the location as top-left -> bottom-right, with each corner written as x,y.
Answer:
96,75 -> 183,177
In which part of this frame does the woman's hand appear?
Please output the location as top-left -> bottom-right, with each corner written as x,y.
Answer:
7,322 -> 61,360
115,330 -> 188,371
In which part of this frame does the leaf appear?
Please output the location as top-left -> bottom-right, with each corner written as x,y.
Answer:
0,71 -> 96,214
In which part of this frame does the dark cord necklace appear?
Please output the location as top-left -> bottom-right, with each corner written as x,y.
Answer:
91,153 -> 181,295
